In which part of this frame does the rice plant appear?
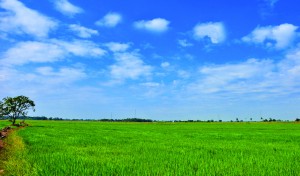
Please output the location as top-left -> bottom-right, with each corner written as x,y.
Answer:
2,121 -> 300,175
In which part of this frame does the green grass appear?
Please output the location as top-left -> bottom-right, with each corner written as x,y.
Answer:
0,120 -> 10,130
2,121 -> 300,175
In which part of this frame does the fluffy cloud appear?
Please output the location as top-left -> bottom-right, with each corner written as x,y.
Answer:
242,23 -> 298,49
0,0 -> 57,38
69,24 -> 99,38
0,41 -> 65,66
95,12 -> 122,28
178,39 -> 193,47
105,42 -> 131,52
54,0 -> 83,17
0,40 -> 106,66
193,22 -> 226,44
51,39 -> 106,57
134,18 -> 170,33
109,52 -> 152,81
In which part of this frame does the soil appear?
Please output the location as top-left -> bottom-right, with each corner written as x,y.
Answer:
0,126 -> 13,149
0,125 -> 15,176
0,140 -> 3,149
0,128 -> 8,176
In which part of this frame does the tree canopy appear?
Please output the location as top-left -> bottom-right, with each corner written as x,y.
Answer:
0,95 -> 35,125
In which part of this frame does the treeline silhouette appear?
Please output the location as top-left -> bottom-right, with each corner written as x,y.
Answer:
0,116 -> 153,122
0,116 -> 299,122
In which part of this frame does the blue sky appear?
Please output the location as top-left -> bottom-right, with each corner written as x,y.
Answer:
1,0 -> 300,121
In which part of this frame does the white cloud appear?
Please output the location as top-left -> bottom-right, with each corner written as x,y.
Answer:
35,66 -> 86,84
188,59 -> 276,94
140,82 -> 160,87
161,62 -> 170,68
134,18 -> 170,33
242,23 -> 298,49
0,0 -> 57,38
178,39 -> 193,47
109,52 -> 152,81
69,24 -> 99,38
187,45 -> 300,96
177,70 -> 190,79
0,41 -> 65,66
0,67 -> 17,82
105,42 -> 131,52
0,66 -> 87,99
95,12 -> 122,28
52,39 -> 106,57
193,22 -> 226,44
54,0 -> 83,17
0,40 -> 106,66
278,47 -> 300,83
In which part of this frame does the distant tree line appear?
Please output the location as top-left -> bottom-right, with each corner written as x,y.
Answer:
1,115 -> 299,122
97,118 -> 153,122
0,116 -> 153,122
258,117 -> 295,122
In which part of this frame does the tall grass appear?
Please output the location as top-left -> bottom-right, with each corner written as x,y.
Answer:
4,121 -> 300,175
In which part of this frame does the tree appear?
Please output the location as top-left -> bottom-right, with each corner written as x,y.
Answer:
0,100 -> 4,117
0,96 -> 35,125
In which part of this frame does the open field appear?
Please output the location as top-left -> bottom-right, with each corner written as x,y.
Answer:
0,121 -> 10,130
1,120 -> 300,175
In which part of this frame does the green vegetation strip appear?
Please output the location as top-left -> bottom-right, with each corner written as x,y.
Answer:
3,121 -> 300,175
0,131 -> 35,176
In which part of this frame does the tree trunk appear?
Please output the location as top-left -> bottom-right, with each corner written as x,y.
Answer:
12,117 -> 16,125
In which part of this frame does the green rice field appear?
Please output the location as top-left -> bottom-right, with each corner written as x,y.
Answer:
1,120 -> 300,175
0,121 -> 10,130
